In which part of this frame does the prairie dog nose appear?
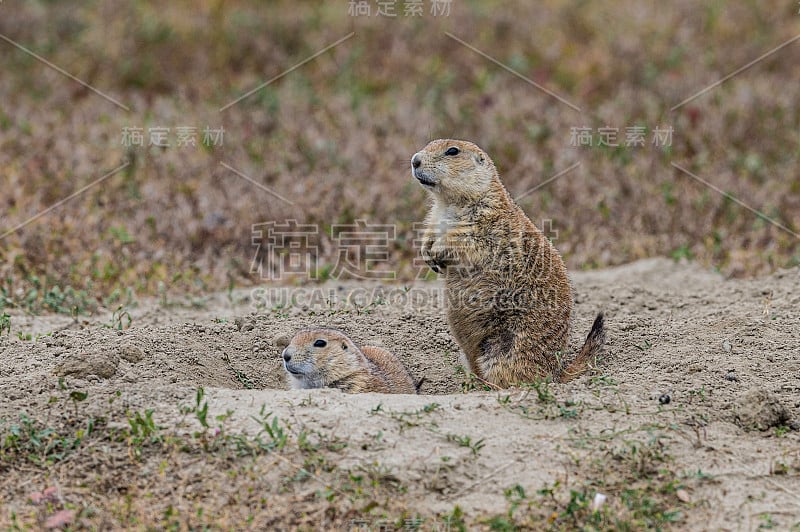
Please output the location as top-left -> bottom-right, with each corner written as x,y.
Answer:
411,153 -> 422,168
282,348 -> 291,362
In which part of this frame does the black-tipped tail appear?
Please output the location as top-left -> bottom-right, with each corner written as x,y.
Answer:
560,313 -> 606,383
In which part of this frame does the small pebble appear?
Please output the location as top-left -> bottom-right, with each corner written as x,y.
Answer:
724,371 -> 739,382
234,317 -> 255,332
789,420 -> 800,431
658,393 -> 671,405
722,340 -> 731,352
591,493 -> 607,511
273,334 -> 291,349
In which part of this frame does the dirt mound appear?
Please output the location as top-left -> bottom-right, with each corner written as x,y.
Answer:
735,388 -> 793,431
1,259 -> 798,529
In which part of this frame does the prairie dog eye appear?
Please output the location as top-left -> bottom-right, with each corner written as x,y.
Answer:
313,339 -> 327,348
445,147 -> 460,156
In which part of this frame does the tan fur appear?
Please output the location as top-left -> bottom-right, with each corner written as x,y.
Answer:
282,328 -> 417,394
411,139 -> 605,386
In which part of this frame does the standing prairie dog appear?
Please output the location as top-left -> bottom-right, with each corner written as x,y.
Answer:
282,328 -> 418,394
411,139 -> 605,387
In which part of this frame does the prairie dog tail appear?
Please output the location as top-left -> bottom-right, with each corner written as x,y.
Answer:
559,313 -> 605,383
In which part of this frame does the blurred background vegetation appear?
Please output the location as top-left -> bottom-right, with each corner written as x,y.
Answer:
0,0 -> 798,314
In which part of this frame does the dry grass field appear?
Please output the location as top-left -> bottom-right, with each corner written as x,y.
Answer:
1,0 -> 799,310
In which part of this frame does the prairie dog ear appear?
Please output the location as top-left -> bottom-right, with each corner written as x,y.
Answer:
474,152 -> 485,165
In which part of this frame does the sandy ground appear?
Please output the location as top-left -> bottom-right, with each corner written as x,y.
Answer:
1,258 -> 798,530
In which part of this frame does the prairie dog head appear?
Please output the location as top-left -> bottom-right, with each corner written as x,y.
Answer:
282,328 -> 364,389
411,139 -> 497,204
